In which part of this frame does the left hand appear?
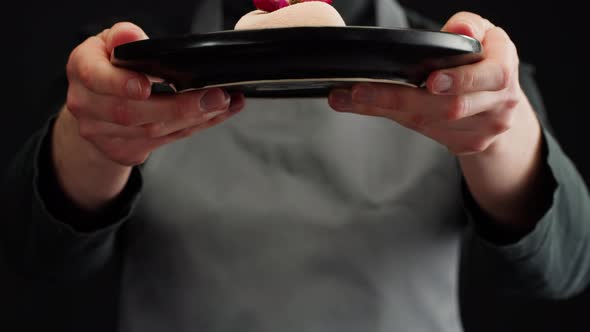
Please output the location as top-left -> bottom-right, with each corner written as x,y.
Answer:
329,12 -> 552,227
328,11 -> 524,156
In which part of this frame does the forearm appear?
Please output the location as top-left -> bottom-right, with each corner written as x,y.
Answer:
459,90 -> 554,230
2,113 -> 142,278
52,106 -> 132,211
461,127 -> 590,298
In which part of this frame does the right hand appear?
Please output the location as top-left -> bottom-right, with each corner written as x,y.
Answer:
52,22 -> 245,212
64,22 -> 245,166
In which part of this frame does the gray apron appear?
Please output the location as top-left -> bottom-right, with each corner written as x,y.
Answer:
121,1 -> 465,331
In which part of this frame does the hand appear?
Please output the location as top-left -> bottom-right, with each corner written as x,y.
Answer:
328,12 -> 551,226
328,12 -> 521,156
64,22 -> 245,166
53,22 -> 245,211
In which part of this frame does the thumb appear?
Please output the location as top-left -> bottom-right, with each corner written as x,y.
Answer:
441,11 -> 494,42
100,22 -> 149,54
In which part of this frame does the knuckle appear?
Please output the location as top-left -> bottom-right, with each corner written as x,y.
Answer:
466,137 -> 492,154
482,18 -> 494,29
497,62 -> 513,90
383,88 -> 401,111
101,139 -> 150,166
406,114 -> 425,131
111,100 -> 133,126
504,91 -> 521,110
66,92 -> 83,117
360,104 -> 379,117
456,10 -> 475,17
448,145 -> 467,156
451,138 -> 492,156
453,11 -> 481,24
490,118 -> 511,135
77,60 -> 94,90
507,38 -> 520,64
133,155 -> 150,166
66,36 -> 96,78
490,26 -> 506,39
66,42 -> 86,79
371,87 -> 402,112
103,144 -> 134,166
177,128 -> 194,139
494,26 -> 511,42
96,28 -> 111,40
145,122 -> 164,138
451,11 -> 467,18
447,95 -> 468,120
174,99 -> 186,119
396,90 -> 408,111
175,94 -> 197,118
462,69 -> 478,91
77,120 -> 96,140
118,155 -> 148,167
490,108 -> 515,135
65,51 -> 78,80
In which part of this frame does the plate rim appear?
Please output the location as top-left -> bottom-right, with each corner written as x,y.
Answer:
113,26 -> 482,61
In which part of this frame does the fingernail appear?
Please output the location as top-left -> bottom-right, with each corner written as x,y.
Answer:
353,85 -> 376,104
200,89 -> 230,112
433,74 -> 453,94
127,78 -> 142,98
331,89 -> 353,111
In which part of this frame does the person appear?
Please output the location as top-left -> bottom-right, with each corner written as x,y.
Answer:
2,0 -> 589,331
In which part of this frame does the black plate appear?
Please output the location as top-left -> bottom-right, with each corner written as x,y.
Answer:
112,26 -> 483,97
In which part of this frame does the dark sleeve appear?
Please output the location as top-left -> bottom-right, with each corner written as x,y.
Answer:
460,64 -> 590,299
0,114 -> 144,280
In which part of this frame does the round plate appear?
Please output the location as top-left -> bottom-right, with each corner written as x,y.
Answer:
112,26 -> 483,97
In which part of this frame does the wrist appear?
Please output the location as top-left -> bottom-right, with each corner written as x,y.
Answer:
458,90 -> 549,226
51,107 -> 133,211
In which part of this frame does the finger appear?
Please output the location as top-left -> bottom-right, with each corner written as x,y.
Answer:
330,84 -> 445,124
427,58 -> 508,95
166,106 -> 244,141
430,107 -> 514,136
94,95 -> 243,139
431,129 -> 496,156
102,22 -> 149,54
89,95 -> 245,166
129,88 -> 232,126
142,110 -> 226,138
70,85 -> 231,126
87,135 -> 148,166
67,23 -> 151,99
441,11 -> 494,41
77,117 -> 151,139
424,114 -> 508,155
91,92 -> 243,145
138,94 -> 245,148
154,92 -> 246,137
332,83 -> 508,123
428,27 -> 518,95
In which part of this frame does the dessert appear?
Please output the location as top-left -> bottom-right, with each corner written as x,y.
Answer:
253,0 -> 333,13
235,0 -> 345,30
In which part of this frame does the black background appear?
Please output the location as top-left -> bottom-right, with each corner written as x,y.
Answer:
4,0 -> 589,330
